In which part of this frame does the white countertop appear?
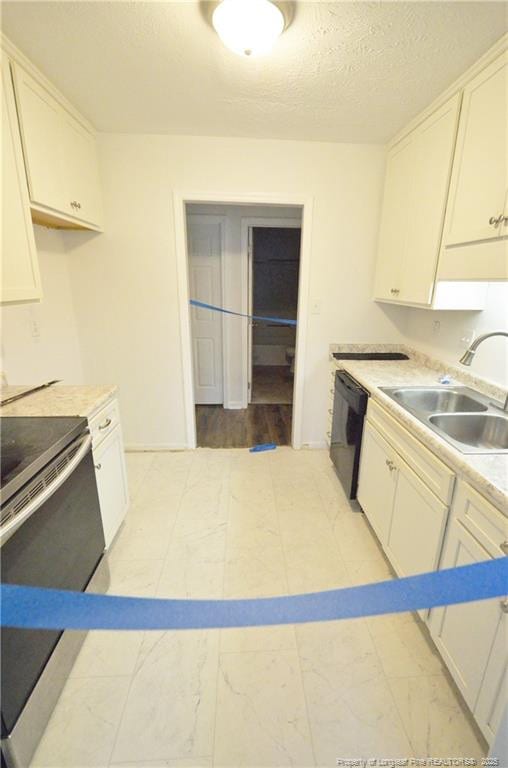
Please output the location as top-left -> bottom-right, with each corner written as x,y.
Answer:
330,345 -> 508,513
0,384 -> 117,419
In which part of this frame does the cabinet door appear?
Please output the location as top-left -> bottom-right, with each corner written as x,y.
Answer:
93,425 -> 129,548
1,56 -> 41,304
11,63 -> 67,214
429,517 -> 503,710
400,94 -> 461,305
474,610 -> 507,745
357,421 -> 398,545
373,135 -> 412,301
445,51 -> 508,246
387,458 -> 448,579
11,62 -> 102,230
60,110 -> 103,226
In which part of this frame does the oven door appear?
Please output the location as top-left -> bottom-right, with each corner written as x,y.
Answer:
1,433 -> 105,746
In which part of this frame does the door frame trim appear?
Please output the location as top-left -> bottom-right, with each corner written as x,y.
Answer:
241,216 -> 302,407
174,192 -> 314,450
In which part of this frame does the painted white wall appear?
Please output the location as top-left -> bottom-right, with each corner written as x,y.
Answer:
187,204 -> 301,408
402,282 -> 508,387
1,225 -> 84,385
65,133 -> 407,448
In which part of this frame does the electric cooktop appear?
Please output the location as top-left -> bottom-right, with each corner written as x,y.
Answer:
0,416 -> 87,508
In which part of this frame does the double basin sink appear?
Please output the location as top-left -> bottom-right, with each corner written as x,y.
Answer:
380,385 -> 508,454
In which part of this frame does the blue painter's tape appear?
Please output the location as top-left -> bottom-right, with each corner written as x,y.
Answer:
1,559 -> 506,631
190,299 -> 297,327
249,443 -> 277,453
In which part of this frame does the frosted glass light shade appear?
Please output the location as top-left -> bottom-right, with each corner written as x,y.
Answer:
212,0 -> 285,57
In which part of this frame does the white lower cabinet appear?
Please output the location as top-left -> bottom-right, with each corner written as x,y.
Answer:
358,416 -> 449,619
386,458 -> 448,580
357,421 -> 398,544
428,480 -> 507,744
429,517 -> 501,709
357,407 -> 507,745
89,399 -> 129,548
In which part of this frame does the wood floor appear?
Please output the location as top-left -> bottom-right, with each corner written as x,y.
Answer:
251,365 -> 293,404
195,404 -> 292,448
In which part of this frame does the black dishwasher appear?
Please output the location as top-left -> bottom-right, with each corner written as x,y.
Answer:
330,371 -> 369,500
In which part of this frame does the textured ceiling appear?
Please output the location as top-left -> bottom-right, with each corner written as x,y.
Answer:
1,1 -> 506,142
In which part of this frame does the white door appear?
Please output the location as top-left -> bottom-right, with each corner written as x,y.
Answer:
188,215 -> 224,405
1,56 -> 41,304
60,109 -> 103,226
11,63 -> 67,213
373,134 -> 413,301
429,517 -> 503,710
445,51 -> 508,246
357,421 -> 398,545
93,425 -> 129,548
400,94 -> 461,305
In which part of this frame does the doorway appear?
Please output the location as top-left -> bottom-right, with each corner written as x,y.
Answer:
177,194 -> 311,450
248,224 -> 301,411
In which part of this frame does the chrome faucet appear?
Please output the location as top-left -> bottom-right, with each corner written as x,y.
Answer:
459,331 -> 508,412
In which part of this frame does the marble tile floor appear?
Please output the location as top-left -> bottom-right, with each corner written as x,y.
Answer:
31,448 -> 487,768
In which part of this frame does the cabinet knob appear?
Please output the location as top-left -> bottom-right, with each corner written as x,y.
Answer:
390,288 -> 400,295
501,541 -> 508,555
385,459 -> 396,472
501,598 -> 508,614
488,214 -> 504,227
94,463 -> 102,470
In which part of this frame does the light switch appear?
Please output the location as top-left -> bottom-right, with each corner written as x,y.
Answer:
311,300 -> 321,315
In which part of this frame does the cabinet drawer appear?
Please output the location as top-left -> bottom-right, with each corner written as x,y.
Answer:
367,399 -> 455,504
452,480 -> 507,558
89,398 -> 120,449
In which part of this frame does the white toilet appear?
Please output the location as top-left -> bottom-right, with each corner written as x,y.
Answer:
285,346 -> 295,374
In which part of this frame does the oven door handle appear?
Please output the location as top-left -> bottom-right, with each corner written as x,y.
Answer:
0,434 -> 93,546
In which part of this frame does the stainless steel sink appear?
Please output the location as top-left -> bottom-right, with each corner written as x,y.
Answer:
429,413 -> 508,452
389,387 -> 488,414
380,385 -> 508,454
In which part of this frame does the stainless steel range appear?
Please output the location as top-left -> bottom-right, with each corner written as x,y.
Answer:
1,417 -> 109,768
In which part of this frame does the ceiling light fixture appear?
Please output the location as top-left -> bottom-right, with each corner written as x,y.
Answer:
212,0 -> 285,57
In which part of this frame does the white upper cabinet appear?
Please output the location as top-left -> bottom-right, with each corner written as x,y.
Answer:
373,136 -> 412,303
1,55 -> 42,304
11,62 -> 103,230
374,94 -> 461,306
445,51 -> 508,247
375,40 -> 508,296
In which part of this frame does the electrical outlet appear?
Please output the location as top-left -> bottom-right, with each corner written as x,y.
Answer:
311,300 -> 321,315
432,321 -> 441,335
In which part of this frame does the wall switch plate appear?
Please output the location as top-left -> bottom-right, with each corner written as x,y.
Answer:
432,321 -> 441,335
28,307 -> 41,340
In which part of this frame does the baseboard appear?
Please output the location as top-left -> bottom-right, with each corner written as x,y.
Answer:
300,441 -> 328,449
124,443 -> 190,452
